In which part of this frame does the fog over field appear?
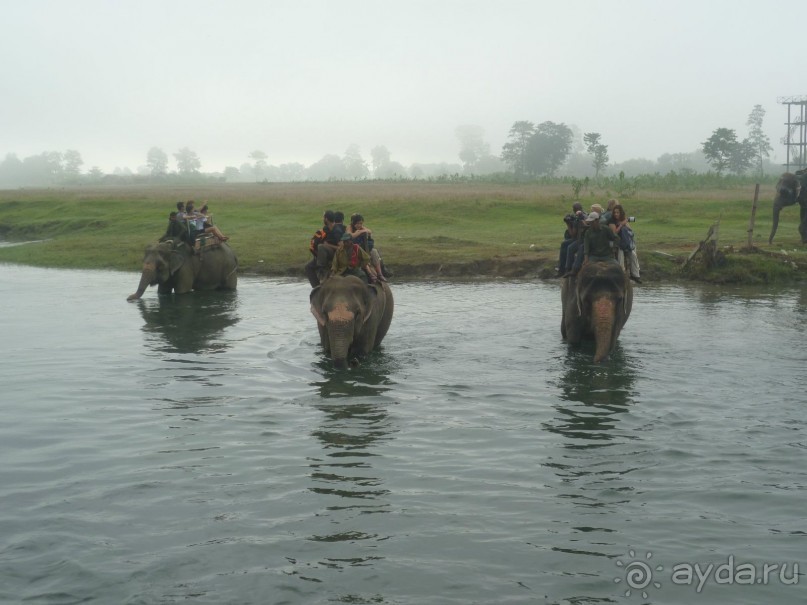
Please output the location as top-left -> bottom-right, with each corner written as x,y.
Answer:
2,0 -> 804,173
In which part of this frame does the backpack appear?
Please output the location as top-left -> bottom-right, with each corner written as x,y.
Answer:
619,226 -> 636,251
309,228 -> 327,256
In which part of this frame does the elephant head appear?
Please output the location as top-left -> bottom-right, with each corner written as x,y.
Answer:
127,237 -> 237,300
769,171 -> 807,244
561,260 -> 633,363
310,275 -> 394,369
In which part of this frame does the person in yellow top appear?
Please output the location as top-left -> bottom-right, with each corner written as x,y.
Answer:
330,232 -> 379,283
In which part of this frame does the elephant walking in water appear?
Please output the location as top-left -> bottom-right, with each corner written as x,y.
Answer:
127,238 -> 238,300
769,170 -> 807,244
310,275 -> 394,369
561,260 -> 633,362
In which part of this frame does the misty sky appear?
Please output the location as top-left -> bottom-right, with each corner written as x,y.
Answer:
3,0 -> 804,173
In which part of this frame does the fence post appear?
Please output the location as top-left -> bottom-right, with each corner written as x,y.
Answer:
746,183 -> 760,250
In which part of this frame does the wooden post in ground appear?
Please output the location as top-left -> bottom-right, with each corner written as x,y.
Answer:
746,183 -> 760,250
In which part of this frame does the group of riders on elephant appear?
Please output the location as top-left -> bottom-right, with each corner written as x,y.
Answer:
128,174 -> 805,365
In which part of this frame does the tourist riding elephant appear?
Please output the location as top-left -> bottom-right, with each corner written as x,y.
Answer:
127,237 -> 238,300
769,170 -> 807,244
310,275 -> 394,369
561,260 -> 633,363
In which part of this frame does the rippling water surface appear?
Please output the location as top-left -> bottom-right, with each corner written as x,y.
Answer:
1,264 -> 805,604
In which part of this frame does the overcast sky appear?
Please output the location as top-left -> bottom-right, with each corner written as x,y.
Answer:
3,0 -> 804,173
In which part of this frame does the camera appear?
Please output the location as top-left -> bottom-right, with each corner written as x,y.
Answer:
627,216 -> 636,222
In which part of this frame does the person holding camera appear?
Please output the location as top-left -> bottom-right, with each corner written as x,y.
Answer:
609,203 -> 641,283
557,202 -> 586,276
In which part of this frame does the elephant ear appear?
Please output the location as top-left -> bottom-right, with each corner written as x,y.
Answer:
361,283 -> 381,325
168,248 -> 187,276
309,285 -> 326,326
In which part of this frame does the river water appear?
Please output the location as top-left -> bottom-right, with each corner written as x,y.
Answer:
0,264 -> 805,605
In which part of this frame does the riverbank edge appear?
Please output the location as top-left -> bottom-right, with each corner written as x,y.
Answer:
238,248 -> 807,286
2,241 -> 805,286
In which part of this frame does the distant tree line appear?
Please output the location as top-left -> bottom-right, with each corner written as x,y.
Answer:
0,105 -> 781,187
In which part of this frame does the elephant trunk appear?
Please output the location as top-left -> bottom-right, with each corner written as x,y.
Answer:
591,296 -> 616,363
327,304 -> 357,368
127,262 -> 156,301
328,319 -> 355,368
769,204 -> 781,244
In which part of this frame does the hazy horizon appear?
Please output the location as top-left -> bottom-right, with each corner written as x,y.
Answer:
3,0 -> 804,173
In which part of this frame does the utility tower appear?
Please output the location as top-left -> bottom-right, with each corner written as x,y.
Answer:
778,95 -> 807,171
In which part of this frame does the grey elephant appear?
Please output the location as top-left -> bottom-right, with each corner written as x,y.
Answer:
561,260 -> 633,362
127,237 -> 238,300
310,275 -> 394,369
769,170 -> 807,244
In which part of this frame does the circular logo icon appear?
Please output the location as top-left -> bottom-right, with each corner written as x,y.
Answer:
615,550 -> 663,598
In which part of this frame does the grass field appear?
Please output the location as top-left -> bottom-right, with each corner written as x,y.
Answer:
0,181 -> 805,283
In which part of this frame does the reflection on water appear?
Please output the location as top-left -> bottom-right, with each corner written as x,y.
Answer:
2,268 -> 806,605
136,290 -> 240,354
279,359 -> 399,590
542,349 -> 641,567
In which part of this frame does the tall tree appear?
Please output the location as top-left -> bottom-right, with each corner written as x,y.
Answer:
307,154 -> 346,181
702,128 -> 754,176
455,124 -> 490,174
746,105 -> 773,177
342,144 -> 369,179
583,132 -> 609,178
524,121 -> 574,177
146,147 -> 168,176
501,121 -> 535,177
173,147 -> 201,174
702,128 -> 738,175
370,145 -> 391,177
62,150 -> 84,178
279,162 -> 305,181
249,150 -> 268,181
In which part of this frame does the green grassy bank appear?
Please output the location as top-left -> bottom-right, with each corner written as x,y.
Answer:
0,182 -> 805,284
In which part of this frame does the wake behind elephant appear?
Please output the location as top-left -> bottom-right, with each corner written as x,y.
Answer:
127,237 -> 238,300
769,170 -> 807,244
560,260 -> 633,362
310,275 -> 394,369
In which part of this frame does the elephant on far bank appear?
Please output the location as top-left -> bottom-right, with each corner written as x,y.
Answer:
127,237 -> 238,300
310,275 -> 394,369
769,170 -> 807,244
561,260 -> 633,363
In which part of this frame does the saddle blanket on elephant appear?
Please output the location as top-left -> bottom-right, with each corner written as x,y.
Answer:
195,234 -> 224,252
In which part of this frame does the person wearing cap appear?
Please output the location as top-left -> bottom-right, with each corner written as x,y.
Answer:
330,230 -> 378,283
563,211 -> 617,277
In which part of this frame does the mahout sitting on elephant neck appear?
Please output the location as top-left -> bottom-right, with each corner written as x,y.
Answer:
330,231 -> 378,283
